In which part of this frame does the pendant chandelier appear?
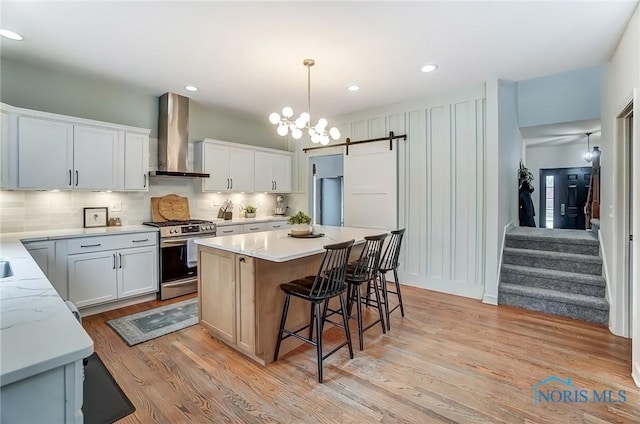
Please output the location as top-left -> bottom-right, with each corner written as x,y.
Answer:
268,59 -> 340,145
582,132 -> 593,162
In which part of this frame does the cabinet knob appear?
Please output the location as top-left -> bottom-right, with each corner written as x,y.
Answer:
239,257 -> 246,262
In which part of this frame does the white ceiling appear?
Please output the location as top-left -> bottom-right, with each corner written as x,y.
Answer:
521,119 -> 602,148
0,0 -> 637,125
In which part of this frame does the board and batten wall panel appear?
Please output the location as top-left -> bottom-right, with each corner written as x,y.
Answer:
336,84 -> 486,299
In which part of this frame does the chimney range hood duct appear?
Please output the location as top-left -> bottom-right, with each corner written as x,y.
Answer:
152,92 -> 210,178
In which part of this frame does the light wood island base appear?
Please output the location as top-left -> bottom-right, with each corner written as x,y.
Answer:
197,243 -> 362,365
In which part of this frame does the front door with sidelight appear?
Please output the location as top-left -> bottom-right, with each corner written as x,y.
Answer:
539,167 -> 591,229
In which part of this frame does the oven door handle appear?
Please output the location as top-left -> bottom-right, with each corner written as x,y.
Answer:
161,239 -> 190,246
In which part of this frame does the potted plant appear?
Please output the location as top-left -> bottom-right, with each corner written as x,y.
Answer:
287,211 -> 312,235
243,205 -> 257,218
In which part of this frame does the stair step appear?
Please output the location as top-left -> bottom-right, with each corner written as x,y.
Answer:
501,264 -> 606,297
503,248 -> 602,275
505,234 -> 599,255
498,283 -> 609,325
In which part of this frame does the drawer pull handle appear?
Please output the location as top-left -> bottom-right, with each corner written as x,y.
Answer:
132,239 -> 149,243
239,257 -> 246,262
113,253 -> 116,269
223,230 -> 233,233
80,243 -> 101,248
272,225 -> 281,228
250,227 -> 259,230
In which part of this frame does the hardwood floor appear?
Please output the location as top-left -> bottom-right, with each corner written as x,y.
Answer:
82,286 -> 639,424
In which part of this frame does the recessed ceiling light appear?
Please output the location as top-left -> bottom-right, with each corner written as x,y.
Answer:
0,29 -> 23,41
421,64 -> 438,73
184,85 -> 198,92
347,85 -> 360,92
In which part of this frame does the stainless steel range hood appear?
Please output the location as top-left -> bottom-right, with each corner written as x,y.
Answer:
152,92 -> 210,178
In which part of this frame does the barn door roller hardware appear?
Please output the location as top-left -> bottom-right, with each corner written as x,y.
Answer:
303,131 -> 407,155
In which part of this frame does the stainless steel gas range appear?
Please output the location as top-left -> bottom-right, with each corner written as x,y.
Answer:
143,220 -> 216,300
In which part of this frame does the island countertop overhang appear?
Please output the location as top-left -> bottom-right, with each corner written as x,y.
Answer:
194,226 -> 382,262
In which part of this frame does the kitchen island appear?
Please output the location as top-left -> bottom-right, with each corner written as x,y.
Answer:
195,225 -> 381,364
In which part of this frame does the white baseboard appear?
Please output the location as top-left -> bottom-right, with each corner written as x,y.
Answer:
633,361 -> 640,388
79,293 -> 158,317
482,294 -> 498,305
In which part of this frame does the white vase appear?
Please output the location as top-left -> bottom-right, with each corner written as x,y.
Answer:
290,223 -> 311,235
245,213 -> 256,218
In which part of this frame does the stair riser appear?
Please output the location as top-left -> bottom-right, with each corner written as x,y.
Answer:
498,293 -> 608,325
501,271 -> 605,297
503,254 -> 602,275
505,238 -> 599,256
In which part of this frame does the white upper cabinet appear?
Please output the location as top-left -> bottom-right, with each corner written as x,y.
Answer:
1,110 -> 10,188
73,125 -> 120,190
197,141 -> 254,192
18,116 -> 74,189
4,102 -> 150,191
124,132 -> 149,191
197,139 -> 291,194
254,151 -> 291,193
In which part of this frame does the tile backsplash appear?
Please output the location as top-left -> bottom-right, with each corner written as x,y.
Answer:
0,179 -> 285,233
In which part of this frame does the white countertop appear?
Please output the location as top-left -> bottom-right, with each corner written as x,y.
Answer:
0,226 -> 156,387
195,225 -> 387,262
0,238 -> 94,386
3,224 -> 158,243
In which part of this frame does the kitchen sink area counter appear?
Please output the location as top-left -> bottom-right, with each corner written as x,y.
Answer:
195,225 -> 376,364
0,225 -> 161,421
0,234 -> 94,422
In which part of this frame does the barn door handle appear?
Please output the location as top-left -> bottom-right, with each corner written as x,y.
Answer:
561,204 -> 565,216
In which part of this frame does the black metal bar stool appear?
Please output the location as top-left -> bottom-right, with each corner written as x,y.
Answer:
377,228 -> 406,330
345,233 -> 387,351
273,239 -> 355,383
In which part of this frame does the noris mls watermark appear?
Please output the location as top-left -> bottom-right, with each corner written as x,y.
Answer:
533,376 -> 627,405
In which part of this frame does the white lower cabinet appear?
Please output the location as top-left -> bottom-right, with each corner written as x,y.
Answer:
217,225 -> 244,236
67,233 -> 158,308
1,359 -> 84,424
268,220 -> 290,230
68,250 -> 119,307
243,222 -> 268,233
23,239 -> 69,299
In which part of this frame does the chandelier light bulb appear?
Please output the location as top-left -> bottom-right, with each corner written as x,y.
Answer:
277,124 -> 289,136
583,151 -> 593,162
311,133 -> 321,144
299,112 -> 310,124
269,112 -> 281,125
282,106 -> 294,118
295,116 -> 307,129
320,135 -> 330,146
291,128 -> 303,140
329,127 -> 341,140
316,118 -> 328,129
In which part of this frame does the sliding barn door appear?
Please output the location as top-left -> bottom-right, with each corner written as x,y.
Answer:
343,120 -> 398,230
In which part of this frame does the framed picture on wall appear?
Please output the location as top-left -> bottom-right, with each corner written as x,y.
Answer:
83,207 -> 108,228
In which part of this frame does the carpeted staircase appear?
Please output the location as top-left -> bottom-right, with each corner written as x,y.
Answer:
498,227 -> 609,325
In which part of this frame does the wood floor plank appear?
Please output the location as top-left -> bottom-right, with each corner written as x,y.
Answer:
82,287 -> 640,424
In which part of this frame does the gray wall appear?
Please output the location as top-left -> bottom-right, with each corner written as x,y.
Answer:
0,57 -> 284,149
517,64 -> 604,128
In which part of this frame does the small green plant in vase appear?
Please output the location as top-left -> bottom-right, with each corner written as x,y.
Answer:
287,211 -> 312,235
243,205 -> 257,218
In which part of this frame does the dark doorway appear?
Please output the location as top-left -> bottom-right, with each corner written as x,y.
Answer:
539,167 -> 591,229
